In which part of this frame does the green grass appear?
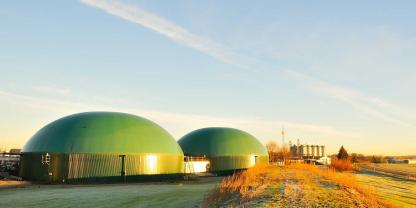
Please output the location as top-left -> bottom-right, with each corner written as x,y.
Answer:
355,171 -> 416,208
0,178 -> 220,208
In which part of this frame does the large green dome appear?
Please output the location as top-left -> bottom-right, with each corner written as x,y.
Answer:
23,112 -> 183,155
178,127 -> 268,156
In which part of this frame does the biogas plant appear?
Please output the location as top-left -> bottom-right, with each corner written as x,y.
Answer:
19,112 -> 269,183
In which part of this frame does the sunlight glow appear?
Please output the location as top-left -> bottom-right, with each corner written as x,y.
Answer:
146,154 -> 158,174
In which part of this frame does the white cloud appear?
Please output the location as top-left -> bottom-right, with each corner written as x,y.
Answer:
0,89 -> 357,144
80,0 -> 241,66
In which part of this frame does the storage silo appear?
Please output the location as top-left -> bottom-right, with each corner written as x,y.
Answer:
290,145 -> 298,158
311,145 -> 316,158
178,127 -> 268,174
316,145 -> 320,158
20,112 -> 184,182
299,145 -> 305,158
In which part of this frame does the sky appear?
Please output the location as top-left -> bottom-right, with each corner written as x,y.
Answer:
0,0 -> 415,155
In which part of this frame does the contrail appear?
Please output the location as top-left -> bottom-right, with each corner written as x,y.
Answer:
285,70 -> 415,127
80,0 -> 240,65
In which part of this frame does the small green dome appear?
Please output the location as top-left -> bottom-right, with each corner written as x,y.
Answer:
23,112 -> 183,155
178,127 -> 268,156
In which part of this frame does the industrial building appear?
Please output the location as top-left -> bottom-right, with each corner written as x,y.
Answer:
388,159 -> 416,164
19,112 -> 184,182
0,149 -> 20,175
290,144 -> 330,165
290,144 -> 325,159
178,127 -> 269,174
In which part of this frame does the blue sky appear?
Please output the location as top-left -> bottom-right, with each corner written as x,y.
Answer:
1,0 -> 415,155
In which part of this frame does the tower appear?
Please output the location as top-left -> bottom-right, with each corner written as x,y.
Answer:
280,126 -> 286,161
281,126 -> 285,149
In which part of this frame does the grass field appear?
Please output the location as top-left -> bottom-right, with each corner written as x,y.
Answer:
1,165 -> 415,208
355,171 -> 416,208
0,178 -> 220,208
358,164 -> 416,179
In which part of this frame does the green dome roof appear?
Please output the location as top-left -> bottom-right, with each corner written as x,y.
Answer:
23,112 -> 183,155
178,127 -> 268,156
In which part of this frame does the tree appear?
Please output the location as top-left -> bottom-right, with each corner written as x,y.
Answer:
337,146 -> 349,160
266,141 -> 279,162
357,154 -> 365,162
371,155 -> 386,163
350,153 -> 359,163
266,141 -> 279,153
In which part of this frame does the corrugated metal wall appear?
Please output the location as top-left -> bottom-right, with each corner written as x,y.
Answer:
20,153 -> 184,182
208,155 -> 269,172
67,154 -> 121,180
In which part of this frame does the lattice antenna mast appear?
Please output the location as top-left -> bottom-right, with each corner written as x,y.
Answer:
281,125 -> 285,151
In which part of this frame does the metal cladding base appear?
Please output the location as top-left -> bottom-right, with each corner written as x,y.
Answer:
63,174 -> 185,184
193,155 -> 269,173
19,153 -> 184,183
212,169 -> 246,176
25,174 -> 185,184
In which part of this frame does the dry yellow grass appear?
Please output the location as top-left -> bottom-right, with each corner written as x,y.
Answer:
204,164 -> 398,208
205,164 -> 281,205
288,164 -> 396,208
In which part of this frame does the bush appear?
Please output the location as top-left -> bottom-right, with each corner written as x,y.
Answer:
330,159 -> 353,172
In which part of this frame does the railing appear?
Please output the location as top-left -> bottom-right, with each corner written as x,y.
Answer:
184,155 -> 208,162
0,152 -> 21,156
